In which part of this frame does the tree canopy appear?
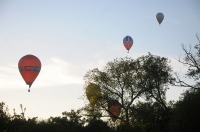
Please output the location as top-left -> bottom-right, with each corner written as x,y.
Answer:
177,34 -> 200,90
84,53 -> 174,126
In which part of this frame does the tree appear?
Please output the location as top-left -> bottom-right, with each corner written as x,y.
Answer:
85,119 -> 112,132
0,102 -> 10,131
131,101 -> 172,132
84,53 -> 174,126
62,109 -> 84,127
176,34 -> 200,90
170,89 -> 200,131
170,34 -> 200,131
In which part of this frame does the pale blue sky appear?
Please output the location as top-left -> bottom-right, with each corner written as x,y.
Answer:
0,0 -> 200,118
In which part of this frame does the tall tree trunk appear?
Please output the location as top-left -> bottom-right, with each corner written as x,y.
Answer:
125,108 -> 130,125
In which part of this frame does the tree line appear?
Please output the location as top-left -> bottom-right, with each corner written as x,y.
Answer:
0,35 -> 200,132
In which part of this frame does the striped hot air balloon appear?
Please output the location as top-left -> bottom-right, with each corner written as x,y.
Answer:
123,36 -> 133,53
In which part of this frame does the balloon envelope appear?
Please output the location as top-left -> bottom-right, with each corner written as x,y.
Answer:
123,36 -> 133,52
18,54 -> 41,91
108,100 -> 121,120
156,12 -> 164,25
86,83 -> 101,106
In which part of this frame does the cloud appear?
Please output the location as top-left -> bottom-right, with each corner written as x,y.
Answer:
0,64 -> 22,89
169,57 -> 188,73
36,58 -> 84,88
0,58 -> 84,90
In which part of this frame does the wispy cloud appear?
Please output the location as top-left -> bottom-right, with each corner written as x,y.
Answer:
0,58 -> 85,90
35,58 -> 84,88
169,57 -> 187,73
0,63 -> 22,89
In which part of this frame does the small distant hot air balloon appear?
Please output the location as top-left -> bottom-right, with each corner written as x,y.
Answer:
123,36 -> 133,53
86,83 -> 101,107
18,54 -> 41,92
108,100 -> 121,121
156,12 -> 164,25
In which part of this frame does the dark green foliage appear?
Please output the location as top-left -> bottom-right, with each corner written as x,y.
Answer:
131,101 -> 171,132
170,89 -> 200,132
1,93 -> 199,132
85,119 -> 112,132
0,102 -> 10,132
116,124 -> 141,132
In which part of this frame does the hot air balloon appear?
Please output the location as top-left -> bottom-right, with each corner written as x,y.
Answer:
18,54 -> 41,92
123,36 -> 133,53
108,100 -> 121,121
86,83 -> 101,107
156,12 -> 164,25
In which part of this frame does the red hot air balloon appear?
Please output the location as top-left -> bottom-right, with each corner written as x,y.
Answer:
108,100 -> 121,121
18,54 -> 41,92
123,36 -> 133,53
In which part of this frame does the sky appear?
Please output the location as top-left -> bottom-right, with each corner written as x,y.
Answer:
0,0 -> 200,119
